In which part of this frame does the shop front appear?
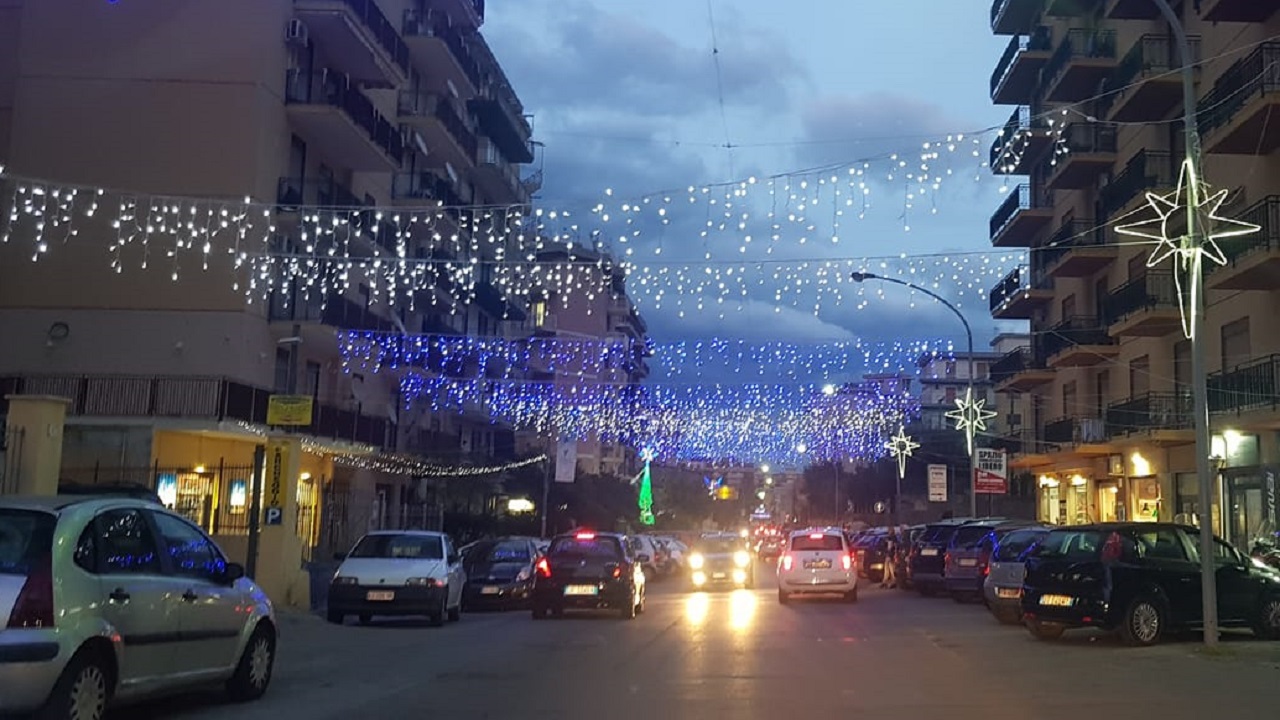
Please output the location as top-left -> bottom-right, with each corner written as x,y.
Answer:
1037,473 -> 1095,525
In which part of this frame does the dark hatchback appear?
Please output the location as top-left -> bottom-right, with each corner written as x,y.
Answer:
462,536 -> 541,610
909,519 -> 973,596
943,520 -> 1033,602
531,531 -> 646,620
1021,523 -> 1280,646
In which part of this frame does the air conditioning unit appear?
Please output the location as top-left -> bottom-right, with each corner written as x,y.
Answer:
286,19 -> 309,47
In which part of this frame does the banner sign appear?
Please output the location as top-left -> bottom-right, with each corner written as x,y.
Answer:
554,439 -> 577,484
264,439 -> 289,526
267,395 -> 314,426
927,464 -> 948,503
974,448 -> 1008,495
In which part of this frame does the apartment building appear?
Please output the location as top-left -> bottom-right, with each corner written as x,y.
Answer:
0,0 -> 544,588
986,0 -> 1280,542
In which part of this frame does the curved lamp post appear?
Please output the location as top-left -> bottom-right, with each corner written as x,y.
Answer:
851,272 -> 978,516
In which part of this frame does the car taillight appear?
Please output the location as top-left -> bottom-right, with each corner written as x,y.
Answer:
781,554 -> 793,571
978,549 -> 992,575
7,556 -> 54,629
842,554 -> 852,571
535,558 -> 551,578
611,565 -> 622,579
943,551 -> 951,566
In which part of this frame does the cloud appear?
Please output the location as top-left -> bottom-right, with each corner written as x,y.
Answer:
792,92 -> 985,169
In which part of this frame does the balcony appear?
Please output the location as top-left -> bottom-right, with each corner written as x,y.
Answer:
1206,196 -> 1280,291
1044,416 -> 1112,453
1042,219 -> 1116,278
1103,35 -> 1200,122
1105,392 -> 1193,443
990,183 -> 1053,247
1105,0 -> 1165,18
0,375 -> 391,449
293,0 -> 411,86
469,89 -> 534,164
989,264 -> 1053,319
398,91 -> 478,167
284,70 -> 404,171
991,346 -> 1055,393
1047,124 -> 1117,190
990,28 -> 1054,105
1208,354 -> 1280,420
1045,0 -> 1095,15
990,0 -> 1044,35
1201,0 -> 1280,22
420,0 -> 485,29
402,9 -> 482,93
1099,150 -> 1176,221
275,177 -> 396,252
990,106 -> 1054,175
1198,43 -> 1280,155
472,139 -> 528,204
270,292 -> 399,333
1042,29 -> 1119,103
1042,316 -> 1119,368
1102,271 -> 1181,337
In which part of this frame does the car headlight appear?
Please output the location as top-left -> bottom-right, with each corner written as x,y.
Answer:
689,553 -> 705,570
406,577 -> 445,587
332,575 -> 358,585
733,551 -> 751,568
516,566 -> 532,582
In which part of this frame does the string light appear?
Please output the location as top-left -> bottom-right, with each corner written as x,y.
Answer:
332,452 -> 547,477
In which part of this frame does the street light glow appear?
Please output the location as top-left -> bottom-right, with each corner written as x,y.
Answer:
822,384 -> 836,395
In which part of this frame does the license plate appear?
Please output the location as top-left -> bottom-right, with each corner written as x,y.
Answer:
921,548 -> 938,556
869,563 -> 883,570
564,585 -> 598,596
1040,594 -> 1073,607
803,560 -> 832,569
712,572 -> 727,579
958,558 -> 977,567
481,586 -> 500,595
366,591 -> 395,601
997,587 -> 1021,599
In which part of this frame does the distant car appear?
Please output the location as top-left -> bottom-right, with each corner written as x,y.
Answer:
756,535 -> 783,560
777,528 -> 858,604
328,530 -> 466,627
531,531 -> 646,619
461,536 -> 540,610
687,533 -> 754,590
0,496 -> 275,720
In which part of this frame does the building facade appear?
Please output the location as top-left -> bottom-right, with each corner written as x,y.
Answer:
0,0 -> 565,601
986,0 -> 1280,543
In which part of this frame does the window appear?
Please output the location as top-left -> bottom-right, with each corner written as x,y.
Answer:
1127,254 -> 1146,280
350,533 -> 444,559
1129,355 -> 1150,397
0,510 -> 55,575
1063,381 -> 1078,417
993,529 -> 1047,562
1221,317 -> 1251,371
274,348 -> 292,394
790,534 -> 844,552
549,536 -> 623,559
96,509 -> 161,574
1174,340 -> 1191,393
1132,527 -> 1188,561
303,360 -> 322,397
1185,531 -> 1242,566
1094,370 -> 1109,417
951,526 -> 992,550
151,512 -> 226,580
1030,530 -> 1103,561
944,386 -> 957,404
945,361 -> 957,377
1061,294 -> 1076,321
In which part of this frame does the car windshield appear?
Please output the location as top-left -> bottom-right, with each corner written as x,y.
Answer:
0,509 -> 56,575
696,537 -> 743,554
1030,529 -> 1103,561
484,540 -> 531,563
791,534 -> 843,551
951,526 -> 991,549
549,536 -> 623,559
993,529 -> 1047,562
920,524 -> 959,544
349,534 -> 444,560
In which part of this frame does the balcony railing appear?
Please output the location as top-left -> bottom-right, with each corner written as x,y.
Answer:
990,344 -> 1045,385
1058,123 -> 1118,155
1208,354 -> 1280,415
401,10 -> 483,90
1043,28 -> 1118,92
1102,271 -> 1178,326
1216,195 -> 1280,266
276,176 -> 363,210
989,263 -> 1050,313
1041,316 -> 1113,358
1198,42 -> 1280,138
989,183 -> 1052,239
325,0 -> 412,77
1040,219 -> 1106,268
990,27 -> 1053,98
270,293 -> 399,333
1099,150 -> 1175,219
0,375 -> 391,449
285,69 -> 405,164
397,91 -> 479,159
990,106 -> 1051,171
1105,392 -> 1192,437
1043,416 -> 1106,445
1107,34 -> 1200,96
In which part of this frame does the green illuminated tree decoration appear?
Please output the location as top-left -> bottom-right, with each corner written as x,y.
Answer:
638,448 -> 656,525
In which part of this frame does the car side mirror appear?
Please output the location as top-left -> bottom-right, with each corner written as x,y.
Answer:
222,562 -> 246,584
637,554 -> 651,563
333,552 -> 347,561
448,553 -> 460,565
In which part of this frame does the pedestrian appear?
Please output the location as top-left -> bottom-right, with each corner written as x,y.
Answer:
880,531 -> 897,589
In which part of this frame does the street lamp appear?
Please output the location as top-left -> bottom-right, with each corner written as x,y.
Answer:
851,271 -> 979,516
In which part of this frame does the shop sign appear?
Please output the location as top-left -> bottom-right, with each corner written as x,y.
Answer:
266,395 -> 314,426
1266,468 -> 1277,525
927,464 -> 948,502
265,439 -> 289,526
974,448 -> 1008,495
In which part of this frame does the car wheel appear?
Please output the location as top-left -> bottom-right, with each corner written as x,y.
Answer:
429,593 -> 447,627
778,588 -> 790,605
1026,619 -> 1065,641
226,624 -> 275,702
1253,597 -> 1280,640
326,609 -> 344,625
1118,596 -> 1166,647
38,647 -> 112,720
448,599 -> 462,623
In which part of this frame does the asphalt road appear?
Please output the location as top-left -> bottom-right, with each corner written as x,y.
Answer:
119,563 -> 1280,720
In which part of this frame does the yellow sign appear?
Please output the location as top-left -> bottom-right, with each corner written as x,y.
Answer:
267,395 -> 313,426
264,439 -> 290,526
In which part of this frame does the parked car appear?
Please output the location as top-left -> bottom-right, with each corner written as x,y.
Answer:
908,519 -> 974,596
777,528 -> 858,604
531,531 -> 646,619
944,520 -> 1032,602
0,496 -> 275,720
892,525 -> 925,590
328,530 -> 466,627
1021,523 -> 1280,645
983,525 -> 1052,624
461,536 -> 541,611
57,482 -> 162,505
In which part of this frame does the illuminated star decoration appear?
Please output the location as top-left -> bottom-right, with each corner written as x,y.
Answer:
945,387 -> 997,457
885,426 -> 920,480
1115,158 -> 1260,339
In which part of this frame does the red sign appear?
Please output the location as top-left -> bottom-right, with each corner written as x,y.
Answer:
974,448 -> 1008,495
974,469 -> 1008,495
